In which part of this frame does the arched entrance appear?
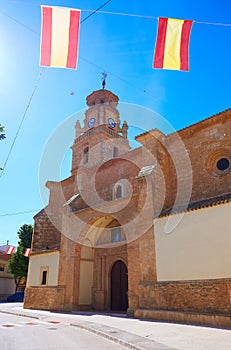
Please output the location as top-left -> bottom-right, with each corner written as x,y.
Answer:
111,260 -> 128,311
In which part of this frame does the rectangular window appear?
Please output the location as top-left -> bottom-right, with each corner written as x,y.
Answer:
40,267 -> 48,285
111,228 -> 121,243
0,264 -> 5,272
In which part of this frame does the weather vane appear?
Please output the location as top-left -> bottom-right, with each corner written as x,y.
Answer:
101,72 -> 107,89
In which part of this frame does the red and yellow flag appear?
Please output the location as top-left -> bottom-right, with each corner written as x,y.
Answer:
153,17 -> 193,71
40,6 -> 81,69
6,246 -> 15,255
24,248 -> 31,257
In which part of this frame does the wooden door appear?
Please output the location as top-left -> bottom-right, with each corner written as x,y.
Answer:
111,260 -> 128,311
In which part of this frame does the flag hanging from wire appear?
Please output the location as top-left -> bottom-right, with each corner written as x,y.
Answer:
24,248 -> 31,257
153,17 -> 193,71
40,6 -> 81,69
6,246 -> 15,255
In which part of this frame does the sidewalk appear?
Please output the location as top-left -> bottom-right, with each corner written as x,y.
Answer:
1,302 -> 231,350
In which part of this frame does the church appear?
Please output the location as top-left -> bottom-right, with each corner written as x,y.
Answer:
24,85 -> 231,328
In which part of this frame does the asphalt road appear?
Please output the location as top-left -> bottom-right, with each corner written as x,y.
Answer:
0,312 -> 127,350
1,303 -> 231,350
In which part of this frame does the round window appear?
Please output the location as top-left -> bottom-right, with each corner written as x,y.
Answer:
216,158 -> 230,171
207,150 -> 231,177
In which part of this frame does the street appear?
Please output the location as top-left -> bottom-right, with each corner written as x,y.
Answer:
0,313 -> 127,350
1,303 -> 231,350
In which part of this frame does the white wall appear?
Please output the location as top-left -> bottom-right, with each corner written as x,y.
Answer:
0,278 -> 15,296
27,251 -> 60,286
0,259 -> 15,296
154,202 -> 231,281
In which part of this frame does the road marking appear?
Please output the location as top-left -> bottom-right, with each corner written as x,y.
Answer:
1,320 -> 64,329
25,322 -> 38,326
1,321 -> 43,328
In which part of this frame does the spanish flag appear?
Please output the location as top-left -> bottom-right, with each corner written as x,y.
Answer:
40,6 -> 81,69
6,246 -> 15,255
24,248 -> 31,257
153,18 -> 193,71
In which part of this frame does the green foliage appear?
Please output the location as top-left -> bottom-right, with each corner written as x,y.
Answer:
0,124 -> 5,170
8,224 -> 33,291
0,124 -> 5,140
17,224 -> 33,248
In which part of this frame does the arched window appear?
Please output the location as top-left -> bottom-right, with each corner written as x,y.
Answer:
111,227 -> 121,242
83,147 -> 89,164
113,147 -> 119,158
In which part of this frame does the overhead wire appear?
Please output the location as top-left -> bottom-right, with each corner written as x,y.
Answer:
0,1 -> 230,214
80,0 -> 112,24
0,2 -> 159,99
0,0 -> 159,163
0,0 -> 113,181
0,7 -> 38,34
82,9 -> 231,26
0,0 -> 231,26
0,0 -> 114,216
0,209 -> 40,217
80,56 -> 158,99
0,68 -> 44,179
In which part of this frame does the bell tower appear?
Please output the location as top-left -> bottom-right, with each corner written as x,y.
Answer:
71,81 -> 130,175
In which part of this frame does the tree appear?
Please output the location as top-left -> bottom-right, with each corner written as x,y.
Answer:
0,124 -> 5,170
0,124 -> 5,140
8,224 -> 33,292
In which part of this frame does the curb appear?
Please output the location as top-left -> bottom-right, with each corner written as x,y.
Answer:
71,320 -> 176,350
0,309 -> 39,320
0,307 -> 175,350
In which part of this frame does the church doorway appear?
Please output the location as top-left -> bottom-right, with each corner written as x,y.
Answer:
110,260 -> 128,311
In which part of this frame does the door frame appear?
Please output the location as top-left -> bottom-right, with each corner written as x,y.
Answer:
110,259 -> 128,311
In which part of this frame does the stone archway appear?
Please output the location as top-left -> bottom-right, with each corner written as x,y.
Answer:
110,260 -> 128,311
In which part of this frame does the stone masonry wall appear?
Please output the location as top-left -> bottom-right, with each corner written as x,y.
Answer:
32,210 -> 61,252
138,279 -> 231,314
24,286 -> 65,310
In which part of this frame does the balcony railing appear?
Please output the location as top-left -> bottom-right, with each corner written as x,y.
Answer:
74,125 -> 127,144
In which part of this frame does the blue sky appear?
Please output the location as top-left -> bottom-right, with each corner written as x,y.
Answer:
0,0 -> 230,246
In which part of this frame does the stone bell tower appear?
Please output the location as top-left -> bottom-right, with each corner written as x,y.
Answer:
71,79 -> 130,174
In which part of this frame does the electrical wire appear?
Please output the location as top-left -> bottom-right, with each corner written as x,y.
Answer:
0,0 -> 231,26
0,68 -> 44,178
0,1 -> 113,31
0,0 -> 160,107
80,0 -> 112,24
0,0 -> 229,213
0,0 -> 113,180
0,209 -> 40,217
0,0 -> 115,217
82,9 -> 231,26
0,7 -> 39,34
80,57 -> 158,100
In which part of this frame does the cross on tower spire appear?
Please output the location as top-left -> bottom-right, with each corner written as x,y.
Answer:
101,72 -> 107,89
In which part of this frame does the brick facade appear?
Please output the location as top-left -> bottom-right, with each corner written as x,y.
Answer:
24,87 -> 231,328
